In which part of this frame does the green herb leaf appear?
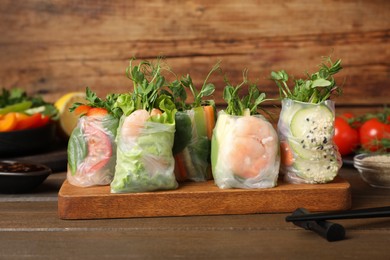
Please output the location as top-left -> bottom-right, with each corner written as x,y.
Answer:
69,87 -> 122,118
125,58 -> 171,112
200,83 -> 215,97
168,60 -> 221,110
271,56 -> 343,103
223,69 -> 269,116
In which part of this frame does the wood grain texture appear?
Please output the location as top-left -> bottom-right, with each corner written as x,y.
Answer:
58,177 -> 351,219
0,0 -> 389,108
1,168 -> 390,259
2,229 -> 390,259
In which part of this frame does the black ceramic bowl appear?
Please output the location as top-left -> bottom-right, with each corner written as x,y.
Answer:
0,160 -> 52,193
0,123 -> 56,157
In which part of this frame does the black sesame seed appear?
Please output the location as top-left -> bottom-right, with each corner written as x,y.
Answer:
306,118 -> 310,122
323,137 -> 328,144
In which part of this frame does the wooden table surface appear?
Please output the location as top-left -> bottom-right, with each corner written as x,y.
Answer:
1,166 -> 389,259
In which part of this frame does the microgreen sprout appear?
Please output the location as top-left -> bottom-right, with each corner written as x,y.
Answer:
271,56 -> 343,103
223,69 -> 269,116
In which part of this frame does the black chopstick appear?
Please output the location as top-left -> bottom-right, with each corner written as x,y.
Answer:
289,208 -> 346,241
286,206 -> 390,222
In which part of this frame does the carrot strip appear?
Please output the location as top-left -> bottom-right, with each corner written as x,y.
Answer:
174,152 -> 187,181
203,105 -> 215,140
150,108 -> 162,116
280,141 -> 294,166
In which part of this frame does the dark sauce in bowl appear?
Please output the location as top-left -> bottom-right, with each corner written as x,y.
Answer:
0,160 -> 52,193
0,161 -> 46,173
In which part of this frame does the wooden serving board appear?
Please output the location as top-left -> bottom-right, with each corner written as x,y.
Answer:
58,176 -> 351,220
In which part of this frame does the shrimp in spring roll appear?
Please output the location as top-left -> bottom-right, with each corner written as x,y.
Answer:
67,88 -> 120,187
110,59 -> 178,193
211,71 -> 280,189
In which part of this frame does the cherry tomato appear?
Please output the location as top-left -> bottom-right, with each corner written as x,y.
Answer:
86,107 -> 108,117
74,105 -> 91,117
334,116 -> 359,156
339,112 -> 361,129
280,141 -> 294,166
359,118 -> 390,152
340,112 -> 354,119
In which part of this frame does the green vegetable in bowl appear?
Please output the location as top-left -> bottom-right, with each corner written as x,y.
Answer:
0,88 -> 58,132
0,88 -> 58,118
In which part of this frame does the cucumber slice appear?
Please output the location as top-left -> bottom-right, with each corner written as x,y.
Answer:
279,99 -> 303,127
210,130 -> 219,178
294,158 -> 339,183
193,106 -> 207,138
289,141 -> 323,159
290,105 -> 333,139
289,140 -> 337,160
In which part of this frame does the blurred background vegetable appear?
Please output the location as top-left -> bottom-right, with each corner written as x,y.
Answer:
334,109 -> 390,155
0,88 -> 58,132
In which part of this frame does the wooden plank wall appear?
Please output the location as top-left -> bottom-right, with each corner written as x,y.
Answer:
0,0 -> 389,116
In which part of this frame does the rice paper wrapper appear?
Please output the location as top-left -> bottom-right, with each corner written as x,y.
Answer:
211,111 -> 280,189
278,98 -> 342,184
110,114 -> 178,193
67,115 -> 118,187
173,109 -> 212,182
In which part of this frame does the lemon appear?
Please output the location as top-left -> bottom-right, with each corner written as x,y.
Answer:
55,92 -> 86,137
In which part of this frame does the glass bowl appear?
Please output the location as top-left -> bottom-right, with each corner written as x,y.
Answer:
353,153 -> 390,189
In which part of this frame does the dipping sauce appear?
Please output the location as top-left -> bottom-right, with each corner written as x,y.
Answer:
0,160 -> 51,193
0,161 -> 47,173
